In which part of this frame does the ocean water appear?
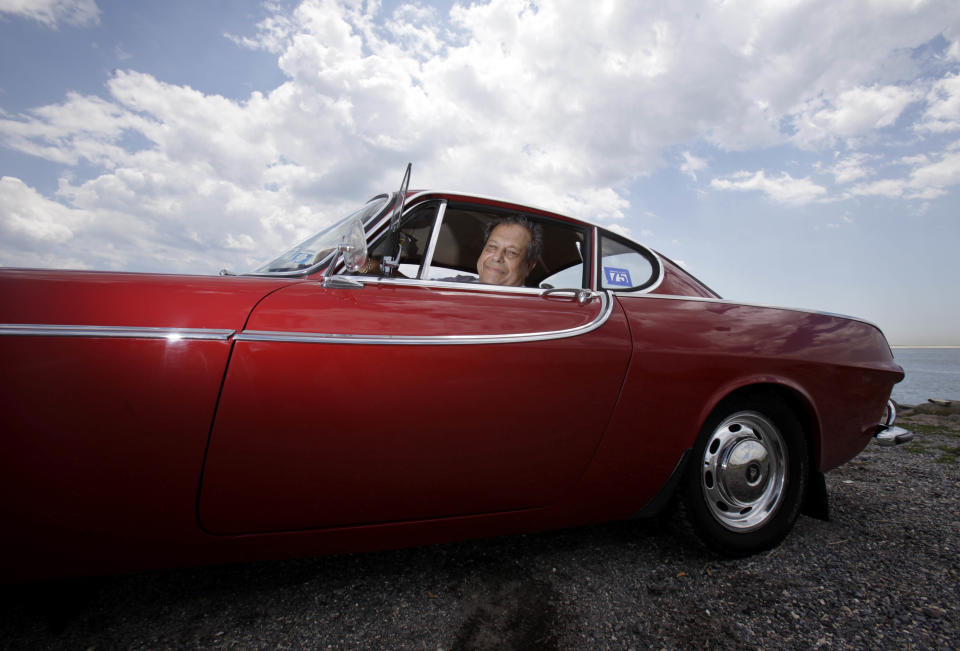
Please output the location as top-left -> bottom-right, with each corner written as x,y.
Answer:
890,347 -> 960,406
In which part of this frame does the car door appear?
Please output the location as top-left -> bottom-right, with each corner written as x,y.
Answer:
198,204 -> 633,535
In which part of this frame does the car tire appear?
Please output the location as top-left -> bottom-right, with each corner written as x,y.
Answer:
682,395 -> 808,556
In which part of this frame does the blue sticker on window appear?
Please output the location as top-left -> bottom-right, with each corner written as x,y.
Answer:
604,267 -> 632,287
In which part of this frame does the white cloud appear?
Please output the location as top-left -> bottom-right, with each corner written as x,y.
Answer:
710,170 -> 828,205
918,73 -> 960,133
848,178 -> 905,199
906,149 -> 960,197
791,85 -> 919,148
679,151 -> 707,181
0,0 -> 99,28
0,176 -> 83,243
0,176 -> 95,269
899,153 -> 930,166
827,153 -> 876,184
1,0 -> 959,273
0,91 -> 151,166
848,147 -> 960,200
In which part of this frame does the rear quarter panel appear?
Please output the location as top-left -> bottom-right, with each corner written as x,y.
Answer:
575,295 -> 902,515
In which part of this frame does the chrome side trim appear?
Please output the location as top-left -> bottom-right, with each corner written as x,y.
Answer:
0,324 -> 235,341
363,276 -> 543,295
236,292 -> 613,346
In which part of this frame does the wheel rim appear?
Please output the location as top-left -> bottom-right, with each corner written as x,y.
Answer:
700,410 -> 788,532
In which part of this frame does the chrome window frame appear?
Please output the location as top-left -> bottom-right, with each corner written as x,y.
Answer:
358,198 -> 446,280
596,228 -> 665,294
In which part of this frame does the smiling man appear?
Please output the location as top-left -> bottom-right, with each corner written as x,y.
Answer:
476,216 -> 543,286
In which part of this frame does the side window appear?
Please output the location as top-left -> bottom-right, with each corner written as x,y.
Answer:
533,222 -> 587,289
599,232 -> 658,291
540,262 -> 583,289
424,264 -> 476,282
425,205 -> 589,288
423,211 -> 485,281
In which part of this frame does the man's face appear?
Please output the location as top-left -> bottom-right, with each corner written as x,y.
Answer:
476,223 -> 535,286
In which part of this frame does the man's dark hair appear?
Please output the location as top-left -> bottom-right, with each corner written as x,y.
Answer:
482,215 -> 544,264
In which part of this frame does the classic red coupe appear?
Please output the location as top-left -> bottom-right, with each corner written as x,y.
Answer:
0,168 -> 909,581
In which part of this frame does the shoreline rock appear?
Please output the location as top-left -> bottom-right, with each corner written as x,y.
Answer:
894,398 -> 960,417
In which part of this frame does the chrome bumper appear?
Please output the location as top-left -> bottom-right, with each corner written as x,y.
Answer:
875,425 -> 913,446
874,400 -> 913,446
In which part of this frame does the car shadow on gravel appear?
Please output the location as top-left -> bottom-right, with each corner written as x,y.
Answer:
0,515 -> 695,650
5,430 -> 959,649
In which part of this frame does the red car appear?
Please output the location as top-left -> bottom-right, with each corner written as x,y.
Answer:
0,169 -> 909,582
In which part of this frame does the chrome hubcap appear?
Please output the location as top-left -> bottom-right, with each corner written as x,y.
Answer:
701,411 -> 787,532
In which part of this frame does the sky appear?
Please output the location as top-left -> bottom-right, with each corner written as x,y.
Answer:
0,0 -> 958,345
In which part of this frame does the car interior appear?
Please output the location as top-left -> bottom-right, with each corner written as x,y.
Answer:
365,201 -> 589,288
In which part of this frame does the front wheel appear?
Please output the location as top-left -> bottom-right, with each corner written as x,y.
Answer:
682,397 -> 808,556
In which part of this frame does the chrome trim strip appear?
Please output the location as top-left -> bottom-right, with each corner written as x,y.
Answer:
237,292 -> 613,346
363,276 -> 544,295
647,251 -> 666,292
365,191 -> 407,246
0,324 -> 235,340
419,200 -> 447,280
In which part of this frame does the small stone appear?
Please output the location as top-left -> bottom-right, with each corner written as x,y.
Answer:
923,606 -> 946,619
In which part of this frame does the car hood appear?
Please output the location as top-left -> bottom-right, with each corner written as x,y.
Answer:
0,268 -> 298,331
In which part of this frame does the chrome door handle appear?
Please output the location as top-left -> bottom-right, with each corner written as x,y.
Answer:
540,288 -> 599,305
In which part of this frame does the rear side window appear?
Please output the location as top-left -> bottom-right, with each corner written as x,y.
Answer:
598,232 -> 659,291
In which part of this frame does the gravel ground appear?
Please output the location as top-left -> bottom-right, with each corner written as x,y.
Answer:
2,412 -> 958,650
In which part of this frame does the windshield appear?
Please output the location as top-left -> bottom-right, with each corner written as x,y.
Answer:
251,196 -> 389,274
